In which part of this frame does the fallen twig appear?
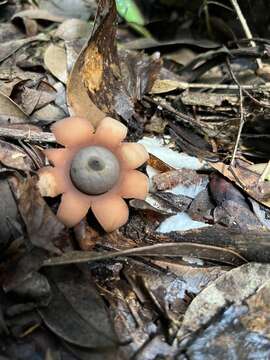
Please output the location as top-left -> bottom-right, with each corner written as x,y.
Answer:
230,0 -> 262,69
151,79 -> 270,93
226,58 -> 245,166
0,127 -> 56,143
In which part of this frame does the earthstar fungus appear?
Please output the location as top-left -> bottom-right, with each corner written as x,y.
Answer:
38,117 -> 149,232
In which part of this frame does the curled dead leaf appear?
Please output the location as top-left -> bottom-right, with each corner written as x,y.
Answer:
12,9 -> 65,25
67,44 -> 105,127
66,0 -> 132,126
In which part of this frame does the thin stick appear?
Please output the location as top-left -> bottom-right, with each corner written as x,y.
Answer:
0,127 -> 56,143
230,0 -> 262,69
151,80 -> 270,92
226,58 -> 245,166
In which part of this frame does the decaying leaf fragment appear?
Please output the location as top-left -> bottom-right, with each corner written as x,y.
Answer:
211,161 -> 270,208
0,33 -> 48,63
177,262 -> 270,341
39,266 -> 118,349
67,52 -> 105,126
67,0 -> 162,126
0,178 -> 22,248
0,139 -> 35,171
67,0 -> 132,125
11,176 -> 66,254
79,0 -> 134,120
153,168 -> 207,192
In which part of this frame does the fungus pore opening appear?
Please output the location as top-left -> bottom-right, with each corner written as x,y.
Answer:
70,145 -> 120,195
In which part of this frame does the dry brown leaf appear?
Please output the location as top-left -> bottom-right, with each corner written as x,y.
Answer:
0,33 -> 47,63
210,162 -> 270,208
66,0 -> 131,127
67,0 -> 161,126
33,103 -> 66,124
0,68 -> 44,98
11,176 -> 65,254
44,44 -> 68,84
0,177 -> 22,247
79,0 -> 133,119
54,19 -> 90,41
176,263 -> 270,341
0,91 -> 27,118
0,139 -> 35,171
148,154 -> 172,172
67,50 -> 105,126
249,162 -> 270,181
153,169 -> 207,191
12,9 -> 65,24
21,87 -> 56,115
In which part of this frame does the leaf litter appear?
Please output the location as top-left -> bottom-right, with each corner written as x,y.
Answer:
1,0 -> 270,359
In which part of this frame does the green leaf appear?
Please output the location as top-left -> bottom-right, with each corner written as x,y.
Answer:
116,0 -> 145,25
